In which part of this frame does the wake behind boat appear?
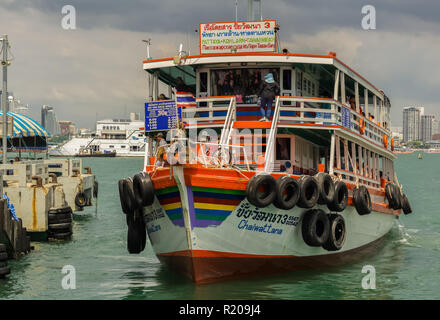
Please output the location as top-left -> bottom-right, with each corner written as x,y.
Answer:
118,9 -> 413,283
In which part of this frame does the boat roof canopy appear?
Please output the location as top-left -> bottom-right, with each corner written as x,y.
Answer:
143,52 -> 385,100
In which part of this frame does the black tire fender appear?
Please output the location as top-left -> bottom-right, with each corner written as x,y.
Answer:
127,209 -> 146,254
315,172 -> 335,205
401,194 -> 412,214
133,171 -> 155,207
297,175 -> 319,209
273,176 -> 300,210
385,183 -> 397,209
246,174 -> 277,208
323,214 -> 346,251
301,209 -> 330,247
122,177 -> 138,213
327,181 -> 348,212
392,184 -> 402,210
353,185 -> 372,215
74,192 -> 87,208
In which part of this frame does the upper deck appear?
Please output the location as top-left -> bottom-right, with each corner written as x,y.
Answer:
143,51 -> 394,158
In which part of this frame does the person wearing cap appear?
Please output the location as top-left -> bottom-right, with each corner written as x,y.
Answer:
259,73 -> 280,122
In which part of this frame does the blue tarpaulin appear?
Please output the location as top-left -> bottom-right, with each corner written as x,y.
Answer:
2,194 -> 19,221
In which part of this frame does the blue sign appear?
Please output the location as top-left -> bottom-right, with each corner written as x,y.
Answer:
145,100 -> 181,132
341,106 -> 351,129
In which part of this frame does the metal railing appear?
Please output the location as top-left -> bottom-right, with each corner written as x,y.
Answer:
181,96 -> 236,126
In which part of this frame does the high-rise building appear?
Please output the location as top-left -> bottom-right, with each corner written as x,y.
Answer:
41,105 -> 60,136
403,106 -> 423,142
421,115 -> 435,142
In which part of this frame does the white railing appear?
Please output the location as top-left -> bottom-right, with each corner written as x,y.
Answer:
219,96 -> 237,146
272,96 -> 391,149
181,96 -> 236,126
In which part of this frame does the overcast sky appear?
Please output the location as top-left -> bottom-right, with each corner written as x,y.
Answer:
1,0 -> 439,129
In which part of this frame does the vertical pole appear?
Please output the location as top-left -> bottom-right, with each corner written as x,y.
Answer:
329,134 -> 335,175
340,72 -> 346,105
355,82 -> 360,113
373,95 -> 377,122
364,88 -> 369,117
2,35 -> 8,164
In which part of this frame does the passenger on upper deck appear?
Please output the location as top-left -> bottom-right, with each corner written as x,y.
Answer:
258,73 -> 280,122
175,77 -> 189,92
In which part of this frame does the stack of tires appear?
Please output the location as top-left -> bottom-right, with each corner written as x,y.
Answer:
118,172 -> 155,254
245,172 -> 377,252
47,206 -> 73,241
0,243 -> 10,278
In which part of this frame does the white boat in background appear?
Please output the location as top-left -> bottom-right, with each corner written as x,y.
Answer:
50,117 -> 146,157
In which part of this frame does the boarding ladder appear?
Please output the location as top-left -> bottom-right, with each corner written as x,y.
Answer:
263,96 -> 281,172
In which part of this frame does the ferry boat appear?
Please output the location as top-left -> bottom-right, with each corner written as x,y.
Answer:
50,117 -> 146,157
118,16 -> 413,283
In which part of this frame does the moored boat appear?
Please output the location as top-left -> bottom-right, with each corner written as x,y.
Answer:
118,12 -> 413,283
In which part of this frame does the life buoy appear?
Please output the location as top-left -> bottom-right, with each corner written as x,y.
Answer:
384,134 -> 388,148
401,194 -> 412,215
133,171 -> 155,207
391,138 -> 395,151
314,172 -> 335,205
353,185 -> 372,215
297,175 -> 319,209
323,214 -> 346,251
327,181 -> 348,212
273,176 -> 300,210
359,118 -> 366,134
246,174 -> 277,208
301,209 -> 330,247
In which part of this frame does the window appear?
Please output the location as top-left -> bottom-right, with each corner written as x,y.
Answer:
210,68 -> 279,104
109,145 -> 114,148
200,72 -> 208,93
282,69 -> 292,90
276,138 -> 291,160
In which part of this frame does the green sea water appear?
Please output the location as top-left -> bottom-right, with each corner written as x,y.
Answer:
0,154 -> 438,300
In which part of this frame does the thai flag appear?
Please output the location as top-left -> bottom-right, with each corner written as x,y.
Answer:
176,92 -> 196,108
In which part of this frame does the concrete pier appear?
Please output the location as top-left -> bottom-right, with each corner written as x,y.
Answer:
0,158 -> 96,242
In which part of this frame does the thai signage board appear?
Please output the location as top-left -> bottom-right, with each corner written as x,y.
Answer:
199,20 -> 277,55
144,100 -> 181,132
341,106 -> 351,129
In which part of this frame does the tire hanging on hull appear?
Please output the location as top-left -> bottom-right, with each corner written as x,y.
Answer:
133,171 -> 155,207
301,209 -> 330,247
297,175 -> 319,209
353,185 -> 372,215
314,172 -> 335,205
327,181 -> 348,212
246,174 -> 277,208
323,214 -> 346,251
273,176 -> 300,210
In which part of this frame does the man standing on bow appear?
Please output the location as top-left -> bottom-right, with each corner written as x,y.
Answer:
259,73 -> 280,122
